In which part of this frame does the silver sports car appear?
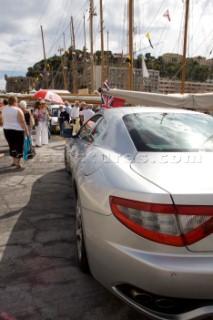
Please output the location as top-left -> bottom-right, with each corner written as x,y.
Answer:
64,107 -> 213,320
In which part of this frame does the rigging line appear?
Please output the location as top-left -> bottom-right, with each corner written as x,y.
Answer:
137,0 -> 150,38
47,0 -> 75,56
188,0 -> 212,56
92,14 -> 100,52
121,0 -> 127,53
138,0 -> 167,55
47,0 -> 88,55
135,42 -> 164,52
189,27 -> 213,58
134,0 -> 140,56
10,0 -> 51,76
69,0 -> 89,34
73,17 -> 85,50
153,24 -> 169,57
48,0 -> 88,55
48,1 -> 88,89
192,27 -> 213,57
171,2 -> 184,59
144,0 -> 167,34
151,2 -> 176,56
189,66 -> 198,82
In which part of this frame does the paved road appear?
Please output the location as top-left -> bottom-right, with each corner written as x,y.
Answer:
0,128 -> 145,320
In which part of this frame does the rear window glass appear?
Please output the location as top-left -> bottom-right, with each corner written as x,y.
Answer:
51,108 -> 59,117
123,112 -> 213,152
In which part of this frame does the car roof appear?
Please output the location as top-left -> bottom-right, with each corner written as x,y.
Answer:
49,104 -> 62,109
91,106 -> 207,156
98,106 -> 202,118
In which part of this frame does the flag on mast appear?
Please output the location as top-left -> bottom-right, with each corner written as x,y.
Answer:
145,33 -> 154,49
163,9 -> 171,21
101,80 -> 125,108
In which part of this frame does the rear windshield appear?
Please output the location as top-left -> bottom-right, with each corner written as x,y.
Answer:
51,108 -> 59,117
123,112 -> 213,152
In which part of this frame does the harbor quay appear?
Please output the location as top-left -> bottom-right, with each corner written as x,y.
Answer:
0,128 -> 144,320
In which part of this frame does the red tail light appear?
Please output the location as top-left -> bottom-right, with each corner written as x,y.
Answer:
110,196 -> 213,246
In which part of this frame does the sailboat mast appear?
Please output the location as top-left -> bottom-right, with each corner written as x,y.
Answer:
62,32 -> 67,90
129,0 -> 134,91
58,46 -> 67,90
82,14 -> 88,88
106,30 -> 110,80
90,0 -> 95,93
70,16 -> 78,93
40,25 -> 48,89
181,0 -> 190,94
100,0 -> 105,85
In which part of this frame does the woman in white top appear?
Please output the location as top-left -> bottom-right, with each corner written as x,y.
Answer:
79,103 -> 95,125
2,95 -> 29,168
71,100 -> 80,136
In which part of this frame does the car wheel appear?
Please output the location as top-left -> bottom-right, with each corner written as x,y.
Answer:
75,198 -> 89,273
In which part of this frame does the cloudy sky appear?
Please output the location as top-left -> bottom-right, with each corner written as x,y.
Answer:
1,0 -> 212,90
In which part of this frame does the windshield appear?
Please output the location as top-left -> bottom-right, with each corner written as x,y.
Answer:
123,112 -> 213,152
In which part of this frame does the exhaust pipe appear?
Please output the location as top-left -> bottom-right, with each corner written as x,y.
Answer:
131,289 -> 175,310
155,298 -> 175,309
131,289 -> 152,304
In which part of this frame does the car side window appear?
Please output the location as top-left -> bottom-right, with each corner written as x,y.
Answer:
90,117 -> 107,143
78,114 -> 103,143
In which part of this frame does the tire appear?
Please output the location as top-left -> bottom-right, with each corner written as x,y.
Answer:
75,198 -> 89,273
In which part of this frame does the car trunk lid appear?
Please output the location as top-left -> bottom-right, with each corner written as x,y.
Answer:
130,152 -> 213,252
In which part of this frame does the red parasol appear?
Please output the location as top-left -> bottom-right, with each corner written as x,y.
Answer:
33,90 -> 64,104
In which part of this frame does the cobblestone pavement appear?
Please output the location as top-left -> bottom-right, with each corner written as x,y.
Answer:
0,128 -> 145,320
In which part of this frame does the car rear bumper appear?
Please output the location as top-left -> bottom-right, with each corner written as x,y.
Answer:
82,209 -> 213,319
82,208 -> 213,297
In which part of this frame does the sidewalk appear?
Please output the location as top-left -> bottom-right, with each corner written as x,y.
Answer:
0,127 -> 66,172
0,128 -> 76,319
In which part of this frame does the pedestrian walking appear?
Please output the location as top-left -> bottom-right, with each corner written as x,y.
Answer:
0,99 -> 8,158
33,100 -> 41,126
71,100 -> 80,136
34,99 -> 49,147
79,102 -> 95,125
58,105 -> 67,136
64,101 -> 72,123
2,95 -> 29,168
18,100 -> 34,140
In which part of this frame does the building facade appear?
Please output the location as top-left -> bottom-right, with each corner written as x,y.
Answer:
6,76 -> 35,93
159,79 -> 213,94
